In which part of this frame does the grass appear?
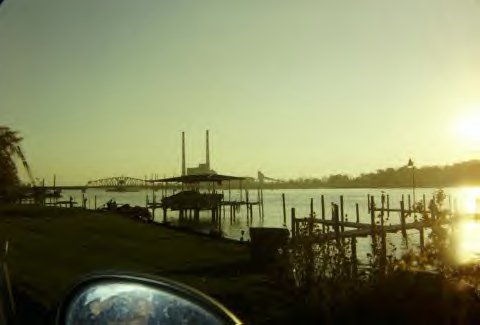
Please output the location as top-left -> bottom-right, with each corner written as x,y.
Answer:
0,204 -> 291,324
2,204 -> 479,324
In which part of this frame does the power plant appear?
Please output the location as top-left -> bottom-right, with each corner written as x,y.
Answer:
181,130 -> 217,176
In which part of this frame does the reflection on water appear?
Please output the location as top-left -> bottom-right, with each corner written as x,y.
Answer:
455,220 -> 480,264
456,187 -> 480,214
453,187 -> 480,264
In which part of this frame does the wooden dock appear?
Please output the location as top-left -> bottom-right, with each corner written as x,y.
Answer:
288,193 -> 456,275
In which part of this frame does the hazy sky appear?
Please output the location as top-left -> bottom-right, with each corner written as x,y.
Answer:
1,0 -> 480,184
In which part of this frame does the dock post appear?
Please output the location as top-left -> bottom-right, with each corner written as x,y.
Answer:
400,201 -> 408,246
367,194 -> 370,213
152,190 -> 156,219
340,195 -> 345,232
370,196 -> 376,238
310,198 -> 314,218
257,188 -> 261,219
218,207 -> 222,232
386,195 -> 390,220
282,193 -> 287,227
321,195 -> 325,232
309,198 -> 314,239
380,195 -> 387,274
246,190 -> 250,221
228,180 -> 231,202
423,194 -> 426,214
332,204 -> 341,247
94,195 -> 97,210
240,180 -> 243,202
291,208 -> 296,241
351,236 -> 357,277
260,187 -> 264,220
162,208 -> 167,223
419,226 -> 425,252
355,203 -> 359,223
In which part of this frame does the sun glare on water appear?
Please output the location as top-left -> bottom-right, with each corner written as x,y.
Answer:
454,187 -> 480,264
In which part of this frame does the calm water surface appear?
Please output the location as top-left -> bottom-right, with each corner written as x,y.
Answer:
61,187 -> 480,264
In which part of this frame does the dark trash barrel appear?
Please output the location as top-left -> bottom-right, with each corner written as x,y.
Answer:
249,227 -> 289,266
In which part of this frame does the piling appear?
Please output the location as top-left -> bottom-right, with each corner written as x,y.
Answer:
321,195 -> 325,232
291,208 -> 296,241
386,195 -> 390,220
260,188 -> 264,220
400,200 -> 408,245
257,189 -> 261,218
340,195 -> 345,232
282,193 -> 287,226
332,204 -> 341,247
370,196 -> 376,238
351,236 -> 357,276
355,203 -> 360,223
419,227 -> 425,251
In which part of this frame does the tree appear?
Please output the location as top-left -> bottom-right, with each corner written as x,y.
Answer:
0,126 -> 23,190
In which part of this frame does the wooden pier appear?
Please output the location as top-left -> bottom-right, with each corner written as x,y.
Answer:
289,193 -> 456,275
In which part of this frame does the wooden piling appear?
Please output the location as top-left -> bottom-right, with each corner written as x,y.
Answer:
370,196 -> 376,238
400,200 -> 408,246
310,198 -> 314,218
367,194 -> 371,213
228,180 -> 231,202
291,208 -> 296,241
419,226 -> 425,251
282,193 -> 287,226
94,195 -> 97,210
260,187 -> 264,220
340,195 -> 345,232
257,189 -> 261,218
246,190 -> 249,220
355,203 -> 360,223
423,194 -> 426,214
321,195 -> 325,232
332,204 -> 341,247
386,195 -> 390,220
351,236 -> 357,276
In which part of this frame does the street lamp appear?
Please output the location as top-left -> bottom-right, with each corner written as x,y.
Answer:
407,158 -> 416,212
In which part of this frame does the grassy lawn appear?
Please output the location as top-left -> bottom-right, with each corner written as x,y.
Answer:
0,205 -> 290,324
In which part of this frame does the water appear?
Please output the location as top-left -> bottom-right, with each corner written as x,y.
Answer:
59,187 -> 480,263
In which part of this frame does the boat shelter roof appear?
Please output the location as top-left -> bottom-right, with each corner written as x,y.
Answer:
148,173 -> 248,184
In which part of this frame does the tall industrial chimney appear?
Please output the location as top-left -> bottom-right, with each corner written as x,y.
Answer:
181,132 -> 186,176
206,130 -> 210,170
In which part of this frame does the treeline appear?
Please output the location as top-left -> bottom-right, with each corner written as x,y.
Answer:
272,160 -> 480,189
222,160 -> 480,189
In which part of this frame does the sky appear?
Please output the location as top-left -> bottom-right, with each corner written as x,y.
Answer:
1,0 -> 480,184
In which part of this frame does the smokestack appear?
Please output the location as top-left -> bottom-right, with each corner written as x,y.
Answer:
206,130 -> 210,170
182,132 -> 186,176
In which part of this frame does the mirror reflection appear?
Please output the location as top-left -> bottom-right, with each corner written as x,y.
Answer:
66,282 -> 222,325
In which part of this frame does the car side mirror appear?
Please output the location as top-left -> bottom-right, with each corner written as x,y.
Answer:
56,273 -> 241,325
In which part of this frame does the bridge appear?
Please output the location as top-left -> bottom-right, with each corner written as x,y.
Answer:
39,176 -> 152,191
86,176 -> 148,188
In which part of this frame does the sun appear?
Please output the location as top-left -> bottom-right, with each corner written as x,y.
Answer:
455,109 -> 480,147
